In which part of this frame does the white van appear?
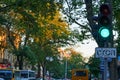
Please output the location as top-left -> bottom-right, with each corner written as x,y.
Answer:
14,70 -> 36,80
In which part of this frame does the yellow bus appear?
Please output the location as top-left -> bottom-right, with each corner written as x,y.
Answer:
71,69 -> 89,80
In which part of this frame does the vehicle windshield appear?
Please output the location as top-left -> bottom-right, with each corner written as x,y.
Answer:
21,72 -> 28,78
17,70 -> 36,79
0,70 -> 12,79
75,71 -> 87,76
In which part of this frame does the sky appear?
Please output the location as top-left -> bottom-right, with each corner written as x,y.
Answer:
74,39 -> 98,58
79,39 -> 98,58
70,22 -> 98,58
62,1 -> 95,58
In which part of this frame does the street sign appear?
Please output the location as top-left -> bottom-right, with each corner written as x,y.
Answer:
100,65 -> 104,71
95,48 -> 116,58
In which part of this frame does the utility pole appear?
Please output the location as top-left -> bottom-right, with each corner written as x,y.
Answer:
104,0 -> 118,80
65,58 -> 67,80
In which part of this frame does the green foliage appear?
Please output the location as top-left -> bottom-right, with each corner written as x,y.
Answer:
67,54 -> 85,78
88,56 -> 100,77
68,54 -> 85,69
60,0 -> 91,40
0,15 -> 7,25
46,57 -> 65,78
112,0 -> 120,55
0,0 -> 60,69
22,46 -> 37,64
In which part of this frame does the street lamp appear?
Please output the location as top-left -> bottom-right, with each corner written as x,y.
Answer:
65,57 -> 67,80
46,57 -> 53,62
58,48 -> 71,80
46,56 -> 53,80
64,51 -> 70,80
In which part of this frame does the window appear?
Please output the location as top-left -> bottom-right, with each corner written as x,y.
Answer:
29,72 -> 35,77
75,71 -> 86,76
0,70 -> 12,78
21,73 -> 28,78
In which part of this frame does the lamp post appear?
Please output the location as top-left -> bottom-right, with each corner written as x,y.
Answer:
64,51 -> 70,80
46,57 -> 53,80
65,57 -> 67,80
46,57 -> 53,62
58,48 -> 71,80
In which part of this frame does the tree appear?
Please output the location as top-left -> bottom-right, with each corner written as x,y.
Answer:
0,2 -> 86,80
46,55 -> 65,79
0,0 -> 60,70
30,10 -> 81,79
88,56 -> 100,78
59,47 -> 86,79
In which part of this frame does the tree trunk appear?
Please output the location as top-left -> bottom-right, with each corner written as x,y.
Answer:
109,58 -> 118,80
42,65 -> 46,80
37,63 -> 41,78
19,55 -> 23,70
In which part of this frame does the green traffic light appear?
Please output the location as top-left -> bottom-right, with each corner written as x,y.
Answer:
99,27 -> 110,38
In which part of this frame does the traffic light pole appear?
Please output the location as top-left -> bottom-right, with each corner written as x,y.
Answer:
104,0 -> 118,80
93,0 -> 118,79
104,58 -> 108,80
103,41 -> 109,80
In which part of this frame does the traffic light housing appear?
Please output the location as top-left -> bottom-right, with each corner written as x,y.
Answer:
98,3 -> 112,46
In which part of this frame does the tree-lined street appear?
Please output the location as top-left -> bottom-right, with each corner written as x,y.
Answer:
0,0 -> 120,80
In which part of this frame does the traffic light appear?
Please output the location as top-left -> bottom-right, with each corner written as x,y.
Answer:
98,3 -> 112,43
